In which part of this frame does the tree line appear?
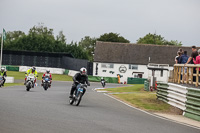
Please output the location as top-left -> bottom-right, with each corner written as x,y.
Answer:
0,24 -> 182,61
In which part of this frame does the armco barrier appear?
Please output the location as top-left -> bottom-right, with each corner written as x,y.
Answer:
127,78 -> 147,84
157,82 -> 200,121
3,65 -> 19,71
184,88 -> 200,121
88,76 -> 118,83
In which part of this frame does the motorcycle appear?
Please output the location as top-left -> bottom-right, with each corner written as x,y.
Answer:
101,80 -> 106,88
69,83 -> 87,106
42,76 -> 51,91
0,76 -> 4,87
25,74 -> 36,91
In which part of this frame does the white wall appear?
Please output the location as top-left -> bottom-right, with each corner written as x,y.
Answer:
93,62 -> 173,82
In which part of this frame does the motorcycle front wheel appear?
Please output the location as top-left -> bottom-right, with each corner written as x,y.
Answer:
75,93 -> 83,106
43,83 -> 48,91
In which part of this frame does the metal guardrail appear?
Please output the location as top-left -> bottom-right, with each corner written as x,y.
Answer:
157,82 -> 200,121
173,64 -> 200,87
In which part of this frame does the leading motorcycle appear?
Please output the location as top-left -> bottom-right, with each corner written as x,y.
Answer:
69,83 -> 87,106
25,74 -> 36,91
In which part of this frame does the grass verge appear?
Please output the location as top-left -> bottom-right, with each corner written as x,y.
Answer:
103,84 -> 172,113
7,71 -> 73,81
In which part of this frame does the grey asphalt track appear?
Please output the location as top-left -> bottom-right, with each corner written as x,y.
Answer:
0,81 -> 199,133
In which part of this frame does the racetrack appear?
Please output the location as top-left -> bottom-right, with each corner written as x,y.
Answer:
0,81 -> 199,133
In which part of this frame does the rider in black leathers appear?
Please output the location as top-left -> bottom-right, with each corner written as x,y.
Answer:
69,67 -> 90,98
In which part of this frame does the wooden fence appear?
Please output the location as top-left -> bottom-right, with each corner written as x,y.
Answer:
173,64 -> 200,87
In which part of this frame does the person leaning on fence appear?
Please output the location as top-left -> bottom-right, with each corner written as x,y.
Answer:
185,46 -> 198,82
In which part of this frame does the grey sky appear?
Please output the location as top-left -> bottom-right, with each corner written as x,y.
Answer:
0,0 -> 199,46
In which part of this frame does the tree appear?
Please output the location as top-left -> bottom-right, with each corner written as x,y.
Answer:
1,24 -> 90,60
79,36 -> 96,61
137,33 -> 165,45
97,32 -> 130,43
164,40 -> 182,46
56,31 -> 66,44
66,41 -> 89,59
137,33 -> 182,46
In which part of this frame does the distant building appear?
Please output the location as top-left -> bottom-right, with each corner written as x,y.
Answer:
93,41 -> 193,82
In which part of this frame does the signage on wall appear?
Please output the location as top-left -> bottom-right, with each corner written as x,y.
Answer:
119,65 -> 127,73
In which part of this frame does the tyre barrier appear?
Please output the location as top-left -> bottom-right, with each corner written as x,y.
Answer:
157,82 -> 200,121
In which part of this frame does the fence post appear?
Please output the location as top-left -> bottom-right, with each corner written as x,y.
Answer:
178,66 -> 181,84
186,67 -> 189,84
190,68 -> 193,85
182,66 -> 185,83
196,67 -> 199,87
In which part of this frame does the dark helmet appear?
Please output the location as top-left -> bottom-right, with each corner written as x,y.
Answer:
80,67 -> 87,75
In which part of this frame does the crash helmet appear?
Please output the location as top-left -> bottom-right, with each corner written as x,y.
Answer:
101,77 -> 104,80
46,69 -> 50,74
80,67 -> 87,75
32,66 -> 36,72
1,67 -> 5,72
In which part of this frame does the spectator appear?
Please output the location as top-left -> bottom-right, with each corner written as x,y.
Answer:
175,51 -> 181,64
193,49 -> 200,71
179,48 -> 183,55
180,51 -> 189,64
185,46 -> 198,82
180,51 -> 189,81
185,46 -> 198,65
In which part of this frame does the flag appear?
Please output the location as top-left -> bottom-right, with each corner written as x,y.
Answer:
3,29 -> 6,41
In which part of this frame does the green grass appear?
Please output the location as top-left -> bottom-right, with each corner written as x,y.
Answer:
104,84 -> 171,112
7,71 -> 73,81
104,84 -> 144,92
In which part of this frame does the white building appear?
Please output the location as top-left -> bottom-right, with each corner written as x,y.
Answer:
93,41 -> 192,83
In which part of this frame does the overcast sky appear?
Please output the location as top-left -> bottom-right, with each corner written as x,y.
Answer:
0,0 -> 199,46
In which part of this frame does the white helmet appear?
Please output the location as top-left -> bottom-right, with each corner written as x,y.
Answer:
1,68 -> 5,72
80,67 -> 87,75
46,69 -> 50,73
101,77 -> 104,79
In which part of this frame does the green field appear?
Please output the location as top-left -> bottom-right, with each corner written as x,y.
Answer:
7,71 -> 73,81
103,84 -> 171,112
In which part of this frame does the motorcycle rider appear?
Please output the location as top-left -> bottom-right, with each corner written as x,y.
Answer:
101,77 -> 106,87
69,67 -> 90,98
24,66 -> 38,85
41,69 -> 52,87
0,68 -> 7,86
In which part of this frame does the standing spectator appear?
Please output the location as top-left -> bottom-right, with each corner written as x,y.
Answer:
180,51 -> 189,81
180,51 -> 189,64
185,46 -> 198,64
193,49 -> 200,71
179,48 -> 183,55
185,46 -> 198,82
175,51 -> 181,64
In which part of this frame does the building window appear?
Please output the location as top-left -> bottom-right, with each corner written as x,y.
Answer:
129,64 -> 138,70
101,63 -> 114,68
